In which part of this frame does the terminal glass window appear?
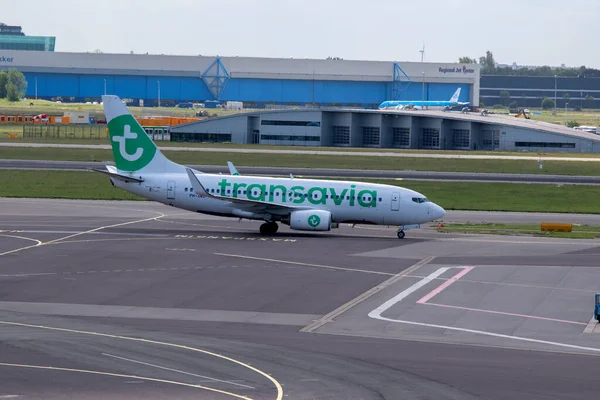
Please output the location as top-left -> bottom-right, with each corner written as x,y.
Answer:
422,128 -> 440,148
332,125 -> 350,146
170,132 -> 232,143
392,127 -> 410,147
261,120 -> 320,127
482,129 -> 500,149
362,127 -> 380,146
452,129 -> 470,148
260,135 -> 320,142
515,142 -> 576,149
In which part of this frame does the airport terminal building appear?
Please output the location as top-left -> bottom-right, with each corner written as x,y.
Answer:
2,50 -> 480,108
171,109 -> 600,153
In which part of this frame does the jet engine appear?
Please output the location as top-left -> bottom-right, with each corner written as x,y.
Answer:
288,210 -> 332,231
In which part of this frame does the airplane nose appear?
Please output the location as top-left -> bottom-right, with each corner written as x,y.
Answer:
432,203 -> 446,219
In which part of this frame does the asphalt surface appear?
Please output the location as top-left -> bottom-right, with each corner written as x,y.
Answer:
1,198 -> 600,399
3,141 -> 600,161
3,159 -> 600,185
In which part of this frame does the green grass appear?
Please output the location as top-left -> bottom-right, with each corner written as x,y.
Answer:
485,106 -> 600,126
2,171 -> 600,214
437,223 -> 600,239
0,170 -> 143,200
2,146 -> 600,175
362,180 -> 600,213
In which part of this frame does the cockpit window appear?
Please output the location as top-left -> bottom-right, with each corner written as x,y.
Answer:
412,197 -> 429,203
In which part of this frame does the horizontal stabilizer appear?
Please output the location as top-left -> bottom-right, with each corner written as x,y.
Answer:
91,167 -> 144,183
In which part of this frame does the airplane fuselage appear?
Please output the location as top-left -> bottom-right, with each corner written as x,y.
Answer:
113,172 -> 442,227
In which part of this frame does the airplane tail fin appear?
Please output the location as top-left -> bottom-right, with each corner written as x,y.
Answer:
102,95 -> 182,174
449,88 -> 461,103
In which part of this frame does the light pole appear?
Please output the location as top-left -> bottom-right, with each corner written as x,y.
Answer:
554,74 -> 557,108
157,80 -> 161,107
565,102 -> 568,125
421,72 -> 425,110
103,79 -> 107,95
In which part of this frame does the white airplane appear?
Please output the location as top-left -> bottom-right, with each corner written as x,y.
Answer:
96,95 -> 446,239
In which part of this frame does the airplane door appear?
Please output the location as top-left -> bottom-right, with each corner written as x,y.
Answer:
391,192 -> 400,211
167,181 -> 176,199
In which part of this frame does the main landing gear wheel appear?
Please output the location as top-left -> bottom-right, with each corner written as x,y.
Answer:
397,230 -> 405,239
259,222 -> 279,235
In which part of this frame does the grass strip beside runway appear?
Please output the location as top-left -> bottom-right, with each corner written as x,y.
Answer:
1,170 -> 600,213
2,147 -> 600,175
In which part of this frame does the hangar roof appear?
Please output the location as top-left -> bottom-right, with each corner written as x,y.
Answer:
172,108 -> 600,143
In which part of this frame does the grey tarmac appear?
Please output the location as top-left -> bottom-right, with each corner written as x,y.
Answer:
0,198 -> 600,400
3,159 -> 600,185
2,142 -> 600,161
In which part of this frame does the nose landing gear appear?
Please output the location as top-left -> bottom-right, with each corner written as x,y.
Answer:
397,229 -> 405,239
260,221 -> 279,235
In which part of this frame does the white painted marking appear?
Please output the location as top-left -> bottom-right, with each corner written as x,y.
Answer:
426,302 -> 587,326
0,320 -> 283,399
369,268 -> 452,317
1,212 -> 165,257
102,353 -> 255,389
416,267 -> 474,304
368,267 -> 600,354
0,362 -> 251,399
0,396 -> 21,398
0,272 -> 57,277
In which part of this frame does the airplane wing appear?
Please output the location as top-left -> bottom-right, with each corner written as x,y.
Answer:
185,168 -> 308,215
227,161 -> 240,176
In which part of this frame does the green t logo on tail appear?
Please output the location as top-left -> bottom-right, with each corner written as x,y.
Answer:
308,214 -> 321,227
107,114 -> 156,172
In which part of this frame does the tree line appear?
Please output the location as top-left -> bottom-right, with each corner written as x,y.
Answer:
0,69 -> 28,102
459,51 -> 600,78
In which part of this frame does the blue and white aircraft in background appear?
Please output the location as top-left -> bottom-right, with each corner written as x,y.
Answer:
378,88 -> 469,111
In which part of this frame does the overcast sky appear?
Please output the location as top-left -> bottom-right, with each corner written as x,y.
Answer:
5,0 -> 599,68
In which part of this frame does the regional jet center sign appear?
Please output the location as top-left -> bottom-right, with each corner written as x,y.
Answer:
0,55 -> 14,64
438,65 -> 476,75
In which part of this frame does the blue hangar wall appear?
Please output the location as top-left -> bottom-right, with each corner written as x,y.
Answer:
10,51 -> 479,107
23,73 -> 471,108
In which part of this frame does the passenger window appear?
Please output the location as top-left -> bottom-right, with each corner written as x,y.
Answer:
185,188 -> 188,192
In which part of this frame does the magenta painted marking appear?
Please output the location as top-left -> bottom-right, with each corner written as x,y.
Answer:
424,302 -> 587,326
416,266 -> 474,304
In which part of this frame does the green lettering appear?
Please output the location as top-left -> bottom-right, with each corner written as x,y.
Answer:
329,188 -> 348,206
247,183 -> 266,201
232,182 -> 247,198
358,189 -> 377,208
350,185 -> 356,206
218,179 -> 231,196
307,187 -> 327,205
290,185 -> 305,204
269,184 -> 287,203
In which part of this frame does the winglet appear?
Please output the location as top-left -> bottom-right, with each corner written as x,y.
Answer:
186,168 -> 210,196
227,161 -> 240,176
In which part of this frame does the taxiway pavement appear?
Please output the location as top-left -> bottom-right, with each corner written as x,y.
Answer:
1,198 -> 600,399
2,142 -> 600,161
3,159 -> 600,185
